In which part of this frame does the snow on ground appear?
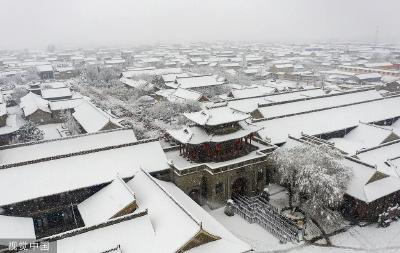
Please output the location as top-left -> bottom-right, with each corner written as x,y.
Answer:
206,183 -> 400,253
208,206 -> 400,253
37,123 -> 64,140
207,207 -> 300,252
328,221 -> 400,252
294,221 -> 400,252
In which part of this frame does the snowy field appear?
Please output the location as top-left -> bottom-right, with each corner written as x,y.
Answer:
208,206 -> 400,252
37,123 -> 67,140
207,207 -> 300,252
207,184 -> 400,252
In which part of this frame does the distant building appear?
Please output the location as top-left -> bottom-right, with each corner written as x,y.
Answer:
72,101 -> 122,133
36,65 -> 54,80
20,92 -> 52,124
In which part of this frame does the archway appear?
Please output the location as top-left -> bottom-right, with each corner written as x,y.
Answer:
231,177 -> 248,197
188,189 -> 201,205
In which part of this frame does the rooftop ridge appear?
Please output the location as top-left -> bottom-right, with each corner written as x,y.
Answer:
360,121 -> 395,132
116,175 -> 137,201
39,210 -> 148,243
176,74 -> 213,80
256,87 -> 375,108
0,127 -> 134,151
253,94 -> 400,123
225,87 -> 321,102
355,138 -> 400,155
0,137 -> 159,170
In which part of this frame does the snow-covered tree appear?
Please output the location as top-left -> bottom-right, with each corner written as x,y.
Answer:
14,121 -> 44,143
144,100 -> 201,121
11,87 -> 28,104
271,142 -> 352,226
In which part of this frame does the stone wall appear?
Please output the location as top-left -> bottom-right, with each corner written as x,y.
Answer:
172,158 -> 270,209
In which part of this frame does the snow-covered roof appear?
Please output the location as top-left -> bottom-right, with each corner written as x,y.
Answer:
0,128 -> 137,166
176,75 -> 225,89
161,73 -> 190,83
229,86 -> 277,99
184,106 -> 249,126
20,92 -> 51,116
0,215 -> 35,239
170,88 -> 203,102
355,73 -> 382,80
356,140 -> 400,178
157,177 -> 251,253
73,101 -> 121,133
255,96 -> 400,144
56,214 -> 155,253
363,62 -> 393,68
36,65 -> 53,72
168,121 -> 261,144
283,137 -> 400,204
78,177 -> 136,227
258,89 -> 382,119
341,156 -> 400,203
122,67 -> 182,78
105,59 -> 125,65
127,170 -> 200,252
0,114 -> 21,136
41,81 -> 68,89
41,87 -> 72,100
49,98 -> 85,111
331,123 -> 399,155
227,88 -> 326,113
155,88 -> 175,99
119,77 -> 148,89
273,63 -> 294,69
45,169 -> 249,253
126,170 -> 250,253
0,139 -> 169,206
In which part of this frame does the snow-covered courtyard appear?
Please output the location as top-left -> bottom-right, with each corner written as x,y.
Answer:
208,205 -> 400,253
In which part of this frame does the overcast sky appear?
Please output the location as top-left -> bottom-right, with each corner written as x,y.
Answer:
1,0 -> 399,49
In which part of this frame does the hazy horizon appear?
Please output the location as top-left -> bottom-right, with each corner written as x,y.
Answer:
1,0 -> 400,50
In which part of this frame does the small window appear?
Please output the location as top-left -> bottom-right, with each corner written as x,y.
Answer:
215,182 -> 223,194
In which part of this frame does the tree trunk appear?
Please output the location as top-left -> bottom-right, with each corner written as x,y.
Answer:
288,187 -> 293,209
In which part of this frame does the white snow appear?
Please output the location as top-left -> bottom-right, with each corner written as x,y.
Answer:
73,101 -> 121,133
0,139 -> 169,206
184,106 -> 249,126
78,177 -> 136,227
207,207 -> 298,252
255,96 -> 400,144
356,140 -> 400,177
0,215 -> 35,239
57,214 -> 155,253
176,74 -> 225,89
258,89 -> 382,119
41,87 -> 72,100
0,128 -> 137,166
167,121 -> 260,144
227,88 -> 326,113
49,98 -> 85,111
20,92 -> 51,116
126,170 -> 250,253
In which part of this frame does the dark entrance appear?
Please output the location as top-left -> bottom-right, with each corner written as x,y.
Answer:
231,177 -> 247,197
188,189 -> 201,205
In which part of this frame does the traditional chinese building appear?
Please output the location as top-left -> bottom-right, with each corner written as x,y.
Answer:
165,105 -> 276,208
